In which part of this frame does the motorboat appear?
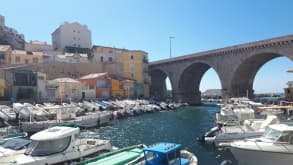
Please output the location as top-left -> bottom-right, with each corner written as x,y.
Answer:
227,123 -> 293,165
136,142 -> 198,165
215,103 -> 255,126
0,126 -> 112,165
199,114 -> 279,145
0,137 -> 31,159
12,103 -> 30,121
77,144 -> 146,165
0,105 -> 16,121
23,103 -> 48,121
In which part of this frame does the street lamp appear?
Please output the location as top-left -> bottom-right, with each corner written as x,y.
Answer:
169,36 -> 175,58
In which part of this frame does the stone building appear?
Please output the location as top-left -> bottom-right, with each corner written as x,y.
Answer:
0,15 -> 25,49
91,45 -> 125,63
45,77 -> 82,102
52,22 -> 91,51
10,50 -> 43,64
0,45 -> 12,64
285,81 -> 293,101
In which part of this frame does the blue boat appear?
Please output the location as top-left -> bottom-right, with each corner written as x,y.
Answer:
141,142 -> 197,165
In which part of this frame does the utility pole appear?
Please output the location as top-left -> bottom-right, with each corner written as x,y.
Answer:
169,36 -> 175,58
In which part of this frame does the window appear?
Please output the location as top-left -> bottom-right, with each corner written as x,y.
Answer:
33,58 -> 38,63
25,59 -> 29,64
131,73 -> 134,78
15,56 -> 20,63
25,136 -> 71,156
108,57 -> 112,62
97,80 -> 107,88
130,55 -> 134,60
89,85 -> 95,89
100,56 -> 104,62
73,30 -> 75,32
73,37 -> 76,40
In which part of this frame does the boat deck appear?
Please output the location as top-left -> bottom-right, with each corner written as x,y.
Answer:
85,148 -> 142,165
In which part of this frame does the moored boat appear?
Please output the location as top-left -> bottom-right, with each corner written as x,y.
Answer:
0,126 -> 112,165
226,123 -> 293,165
136,142 -> 197,165
77,144 -> 146,165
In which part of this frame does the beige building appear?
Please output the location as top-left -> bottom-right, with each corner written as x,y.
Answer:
91,45 -> 124,63
10,50 -> 43,64
0,45 -> 12,64
52,22 -> 91,51
46,77 -> 82,102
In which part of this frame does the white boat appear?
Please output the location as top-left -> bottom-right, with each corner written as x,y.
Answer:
0,105 -> 16,121
216,103 -> 255,126
227,123 -> 293,165
13,103 -> 30,120
0,126 -> 112,165
0,137 -> 31,158
200,114 -> 279,145
23,103 -> 48,121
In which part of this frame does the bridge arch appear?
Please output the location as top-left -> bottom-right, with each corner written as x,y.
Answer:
175,61 -> 223,104
230,49 -> 293,98
149,69 -> 173,100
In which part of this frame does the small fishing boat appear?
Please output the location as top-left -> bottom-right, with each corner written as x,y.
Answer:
137,142 -> 197,165
77,144 -> 146,165
0,126 -> 112,165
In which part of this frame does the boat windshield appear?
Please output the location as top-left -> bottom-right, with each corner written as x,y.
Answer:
262,127 -> 282,141
24,136 -> 71,156
1,138 -> 31,150
144,149 -> 181,165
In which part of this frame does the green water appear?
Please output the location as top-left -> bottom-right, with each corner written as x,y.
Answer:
94,106 -> 236,165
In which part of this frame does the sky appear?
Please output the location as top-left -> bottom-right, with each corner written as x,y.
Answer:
1,0 -> 293,93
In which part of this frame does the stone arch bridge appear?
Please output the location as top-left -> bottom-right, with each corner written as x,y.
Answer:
149,35 -> 293,104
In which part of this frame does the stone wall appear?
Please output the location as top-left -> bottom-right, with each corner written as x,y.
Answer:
30,62 -> 123,80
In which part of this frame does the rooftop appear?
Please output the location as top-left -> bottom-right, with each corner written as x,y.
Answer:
143,142 -> 181,154
80,72 -> 108,79
31,126 -> 79,141
0,45 -> 11,52
52,77 -> 80,83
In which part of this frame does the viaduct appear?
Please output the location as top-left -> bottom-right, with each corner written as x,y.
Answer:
149,35 -> 293,104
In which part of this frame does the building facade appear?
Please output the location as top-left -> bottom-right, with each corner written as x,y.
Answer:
52,22 -> 91,51
91,45 -> 124,63
79,73 -> 111,99
116,50 -> 150,97
45,78 -> 82,102
111,79 -> 125,98
10,50 -> 43,64
285,81 -> 293,101
55,53 -> 89,63
0,45 -> 12,64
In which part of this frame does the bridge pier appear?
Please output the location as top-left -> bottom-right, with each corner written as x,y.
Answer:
172,91 -> 201,105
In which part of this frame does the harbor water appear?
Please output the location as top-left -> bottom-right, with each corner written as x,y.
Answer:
92,105 -> 237,165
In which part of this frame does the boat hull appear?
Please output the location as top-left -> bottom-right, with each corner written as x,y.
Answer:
230,147 -> 293,165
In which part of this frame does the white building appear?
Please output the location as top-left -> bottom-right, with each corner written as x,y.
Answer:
52,22 -> 91,51
55,53 -> 89,63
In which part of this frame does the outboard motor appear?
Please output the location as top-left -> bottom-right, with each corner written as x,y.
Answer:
197,125 -> 222,143
220,160 -> 233,165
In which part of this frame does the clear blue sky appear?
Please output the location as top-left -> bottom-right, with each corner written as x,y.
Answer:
1,0 -> 293,93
